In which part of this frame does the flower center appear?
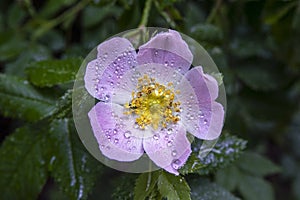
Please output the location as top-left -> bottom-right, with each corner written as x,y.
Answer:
124,75 -> 181,130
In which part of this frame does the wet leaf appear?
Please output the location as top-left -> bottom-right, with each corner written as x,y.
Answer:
0,124 -> 49,199
180,134 -> 247,175
134,171 -> 160,200
189,178 -> 239,200
0,74 -> 55,121
26,58 -> 83,87
157,171 -> 191,200
48,119 -> 102,200
237,152 -> 281,176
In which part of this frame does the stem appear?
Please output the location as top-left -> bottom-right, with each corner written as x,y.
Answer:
139,0 -> 152,27
206,0 -> 222,24
146,161 -> 152,191
32,0 -> 90,40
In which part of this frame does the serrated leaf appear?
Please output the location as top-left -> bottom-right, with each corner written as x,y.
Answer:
26,58 -> 83,87
189,178 -> 240,200
0,74 -> 55,121
237,152 -> 281,176
134,171 -> 160,200
238,174 -> 274,200
48,119 -> 102,200
0,124 -> 49,199
157,171 -> 191,200
179,153 -> 205,175
181,134 -> 247,175
51,89 -> 73,119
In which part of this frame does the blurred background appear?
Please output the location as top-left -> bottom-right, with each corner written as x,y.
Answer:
0,0 -> 300,199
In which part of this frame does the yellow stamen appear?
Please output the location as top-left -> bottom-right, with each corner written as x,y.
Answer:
124,75 -> 181,130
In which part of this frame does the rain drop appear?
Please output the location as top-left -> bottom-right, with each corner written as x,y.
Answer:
204,119 -> 208,125
153,134 -> 160,140
124,131 -> 131,139
114,138 -> 119,144
167,140 -> 173,147
171,150 -> 177,157
171,159 -> 181,170
167,128 -> 173,135
112,129 -> 118,135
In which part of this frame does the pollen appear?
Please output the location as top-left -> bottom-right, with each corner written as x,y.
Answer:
124,75 -> 181,130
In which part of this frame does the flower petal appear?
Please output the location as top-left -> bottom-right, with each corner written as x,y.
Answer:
143,125 -> 191,175
88,102 -> 144,161
176,66 -> 224,140
84,37 -> 136,103
137,30 -> 193,74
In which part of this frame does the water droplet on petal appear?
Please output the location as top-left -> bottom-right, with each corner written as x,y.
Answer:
167,128 -> 173,135
204,119 -> 208,124
167,140 -> 173,147
124,131 -> 131,139
171,159 -> 181,170
172,150 -> 177,157
154,51 -> 158,56
114,138 -> 119,144
153,134 -> 159,140
112,129 -> 118,135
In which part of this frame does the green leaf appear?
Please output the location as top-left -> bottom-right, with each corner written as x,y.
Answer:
238,174 -> 274,200
0,74 -> 55,121
111,174 -> 137,200
181,134 -> 247,175
51,89 -> 73,119
179,153 -> 205,175
189,178 -> 240,200
264,1 -> 297,25
215,165 -> 241,191
157,171 -> 191,200
134,171 -> 160,200
48,119 -> 102,200
5,44 -> 51,78
237,152 -> 281,176
26,58 -> 83,87
0,124 -> 49,199
0,31 -> 27,61
190,24 -> 223,44
235,63 -> 288,91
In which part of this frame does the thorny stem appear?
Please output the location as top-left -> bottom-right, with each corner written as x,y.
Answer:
139,0 -> 153,28
206,0 -> 222,24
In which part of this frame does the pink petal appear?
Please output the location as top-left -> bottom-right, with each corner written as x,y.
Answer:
137,30 -> 193,74
88,102 -> 144,162
143,125 -> 191,175
176,66 -> 224,140
84,37 -> 136,103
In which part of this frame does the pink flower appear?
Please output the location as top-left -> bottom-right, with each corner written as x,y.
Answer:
84,29 -> 224,175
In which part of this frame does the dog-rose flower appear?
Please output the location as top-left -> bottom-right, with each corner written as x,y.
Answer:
85,29 -> 224,175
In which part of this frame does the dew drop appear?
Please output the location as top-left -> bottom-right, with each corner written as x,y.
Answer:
167,128 -> 173,135
153,134 -> 160,140
167,140 -> 173,147
112,128 -> 118,135
204,119 -> 208,125
124,131 -> 131,139
171,150 -> 177,157
171,159 -> 181,170
114,138 -> 119,144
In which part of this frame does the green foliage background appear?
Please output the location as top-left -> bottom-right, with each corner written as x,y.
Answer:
0,0 -> 299,199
